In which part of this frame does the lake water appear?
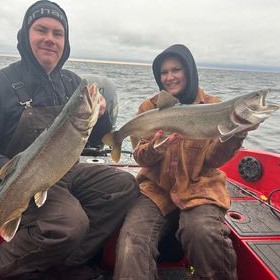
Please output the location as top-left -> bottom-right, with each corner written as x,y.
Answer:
1,55 -> 280,154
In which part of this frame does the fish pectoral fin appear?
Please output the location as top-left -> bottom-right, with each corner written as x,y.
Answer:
219,134 -> 235,142
0,154 -> 21,180
0,216 -> 21,242
157,90 -> 179,110
217,124 -> 239,136
34,190 -> 48,207
218,123 -> 254,142
217,124 -> 239,142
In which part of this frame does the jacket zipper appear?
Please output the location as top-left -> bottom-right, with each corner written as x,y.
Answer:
48,75 -> 58,105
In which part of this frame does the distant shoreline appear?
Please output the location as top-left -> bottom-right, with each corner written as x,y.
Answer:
0,53 -> 279,73
69,57 -> 151,67
0,53 -> 151,67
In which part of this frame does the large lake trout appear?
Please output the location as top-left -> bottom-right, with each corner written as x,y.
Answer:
103,89 -> 279,162
0,80 -> 100,242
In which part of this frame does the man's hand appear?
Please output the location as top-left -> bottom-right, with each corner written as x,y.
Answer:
98,94 -> 106,117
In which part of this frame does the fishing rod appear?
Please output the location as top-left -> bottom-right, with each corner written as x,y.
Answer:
82,147 -> 133,157
229,179 -> 280,219
267,188 -> 280,218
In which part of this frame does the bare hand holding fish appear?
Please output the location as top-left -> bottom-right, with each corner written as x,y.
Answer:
0,80 -> 100,242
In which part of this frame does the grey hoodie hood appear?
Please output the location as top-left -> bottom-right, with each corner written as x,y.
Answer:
152,44 -> 199,104
17,0 -> 70,76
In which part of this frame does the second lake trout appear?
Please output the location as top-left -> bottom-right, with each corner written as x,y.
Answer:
102,89 -> 279,162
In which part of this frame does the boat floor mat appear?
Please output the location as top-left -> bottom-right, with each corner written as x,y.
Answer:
226,180 -> 253,198
247,240 -> 280,279
225,200 -> 280,236
80,152 -> 137,166
102,268 -> 193,280
158,268 -> 193,280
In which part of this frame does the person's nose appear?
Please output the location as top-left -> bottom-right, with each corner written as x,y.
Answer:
44,32 -> 55,43
166,71 -> 174,81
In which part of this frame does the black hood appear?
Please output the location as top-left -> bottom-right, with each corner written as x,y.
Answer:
152,44 -> 198,104
17,0 -> 70,76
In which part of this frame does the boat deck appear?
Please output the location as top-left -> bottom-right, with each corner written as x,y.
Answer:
226,181 -> 280,280
80,152 -> 280,280
1,151 -> 277,279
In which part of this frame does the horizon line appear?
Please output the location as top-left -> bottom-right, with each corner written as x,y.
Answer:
0,53 -> 279,73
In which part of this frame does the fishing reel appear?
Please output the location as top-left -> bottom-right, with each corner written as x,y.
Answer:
238,156 -> 263,181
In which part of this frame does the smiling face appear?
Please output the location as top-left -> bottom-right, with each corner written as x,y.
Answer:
160,56 -> 187,96
29,17 -> 65,74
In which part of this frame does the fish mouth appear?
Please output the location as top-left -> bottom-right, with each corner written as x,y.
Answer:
85,83 -> 101,109
70,84 -> 100,134
260,92 -> 266,106
77,86 -> 96,113
232,89 -> 279,125
246,90 -> 279,114
74,112 -> 93,120
246,90 -> 267,110
258,90 -> 267,107
84,88 -> 94,108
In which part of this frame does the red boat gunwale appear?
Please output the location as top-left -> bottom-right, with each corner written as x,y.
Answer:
221,148 -> 280,280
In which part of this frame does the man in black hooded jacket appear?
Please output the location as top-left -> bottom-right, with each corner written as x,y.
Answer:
0,1 -> 138,279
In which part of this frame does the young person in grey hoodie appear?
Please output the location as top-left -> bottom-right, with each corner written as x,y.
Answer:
113,44 -> 253,280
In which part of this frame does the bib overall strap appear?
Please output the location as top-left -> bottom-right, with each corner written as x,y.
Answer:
12,81 -> 33,108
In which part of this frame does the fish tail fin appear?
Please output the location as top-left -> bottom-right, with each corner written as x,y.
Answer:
102,132 -> 122,162
111,146 -> 122,163
102,132 -> 115,147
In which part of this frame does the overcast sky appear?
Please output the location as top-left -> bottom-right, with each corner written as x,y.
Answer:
1,0 -> 279,70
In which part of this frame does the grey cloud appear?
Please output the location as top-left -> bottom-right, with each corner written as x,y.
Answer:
0,0 -> 279,70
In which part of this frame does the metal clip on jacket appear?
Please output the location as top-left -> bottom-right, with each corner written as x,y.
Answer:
19,99 -> 33,108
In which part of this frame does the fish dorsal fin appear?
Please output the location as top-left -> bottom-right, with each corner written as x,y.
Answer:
157,90 -> 179,110
34,190 -> 48,207
0,155 -> 21,180
0,216 -> 21,242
